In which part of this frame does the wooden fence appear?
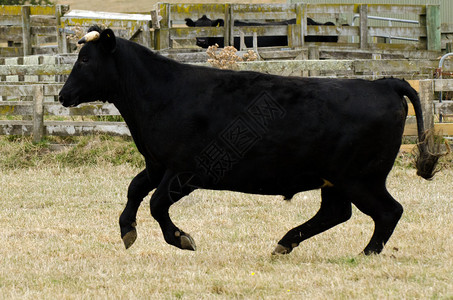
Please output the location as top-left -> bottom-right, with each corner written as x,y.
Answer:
0,56 -> 452,142
0,4 -> 152,56
1,3 -> 452,57
153,2 -> 442,52
0,83 -> 129,142
0,5 -> 69,57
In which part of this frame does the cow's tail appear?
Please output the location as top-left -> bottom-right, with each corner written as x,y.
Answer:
389,78 -> 447,180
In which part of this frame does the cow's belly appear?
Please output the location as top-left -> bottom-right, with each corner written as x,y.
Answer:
199,153 -> 330,197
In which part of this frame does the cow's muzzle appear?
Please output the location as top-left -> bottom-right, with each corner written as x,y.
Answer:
58,93 -> 78,108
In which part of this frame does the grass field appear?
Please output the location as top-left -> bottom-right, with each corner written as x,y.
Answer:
0,136 -> 452,298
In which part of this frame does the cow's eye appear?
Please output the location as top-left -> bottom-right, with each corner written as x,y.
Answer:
80,56 -> 89,63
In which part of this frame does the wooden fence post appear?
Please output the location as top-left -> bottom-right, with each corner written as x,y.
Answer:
153,3 -> 170,50
33,85 -> 44,143
21,5 -> 32,56
224,4 -> 231,47
359,4 -> 368,49
446,43 -> 452,53
291,3 -> 305,48
418,80 -> 435,131
56,5 -> 70,54
308,45 -> 319,77
426,5 -> 441,52
229,5 -> 235,46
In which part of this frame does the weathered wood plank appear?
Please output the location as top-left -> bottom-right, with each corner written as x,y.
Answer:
434,101 -> 453,115
434,79 -> 453,92
231,4 -> 295,21
44,121 -> 130,137
33,85 -> 44,142
359,4 -> 368,49
0,6 -> 24,16
61,17 -> 148,30
44,84 -> 64,95
0,101 -> 32,115
368,27 -> 425,38
367,41 -> 427,51
0,120 -> 32,136
63,9 -> 150,21
403,125 -> 417,136
0,64 -> 72,76
232,4 -> 294,14
21,5 -> 32,56
306,25 -> 357,36
0,85 -> 35,96
169,3 -> 227,19
0,101 -> 120,117
0,120 -> 131,137
236,60 -> 354,75
367,4 -> 425,15
0,84 -> 63,96
0,26 -> 22,41
306,4 -> 358,14
0,15 -> 21,26
29,6 -> 55,16
0,47 -> 22,57
435,123 -> 453,135
233,25 -> 288,37
353,59 -> 437,73
231,12 -> 295,21
419,80 -> 435,130
170,27 -> 224,39
0,5 -> 55,16
44,103 -> 120,116
426,5 -> 441,52
30,15 -> 56,26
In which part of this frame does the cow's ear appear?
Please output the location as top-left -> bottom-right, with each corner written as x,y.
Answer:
212,19 -> 224,27
100,29 -> 116,53
185,18 -> 195,27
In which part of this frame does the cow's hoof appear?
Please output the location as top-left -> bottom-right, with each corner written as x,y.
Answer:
272,244 -> 292,255
122,228 -> 137,249
176,231 -> 196,251
121,222 -> 137,249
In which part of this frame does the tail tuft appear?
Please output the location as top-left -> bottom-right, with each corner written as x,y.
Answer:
414,129 -> 449,180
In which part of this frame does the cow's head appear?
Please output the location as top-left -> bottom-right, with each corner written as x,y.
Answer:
59,26 -> 119,107
185,15 -> 224,48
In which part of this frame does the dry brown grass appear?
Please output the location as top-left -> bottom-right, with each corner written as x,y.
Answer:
1,160 -> 452,298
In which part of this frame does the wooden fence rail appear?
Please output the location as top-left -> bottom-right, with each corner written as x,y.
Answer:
1,78 -> 452,142
2,56 -> 452,79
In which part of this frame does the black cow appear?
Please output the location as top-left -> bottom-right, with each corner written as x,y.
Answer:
59,26 -> 441,256
185,15 -> 338,48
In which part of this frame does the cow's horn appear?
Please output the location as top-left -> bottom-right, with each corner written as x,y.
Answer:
78,31 -> 100,44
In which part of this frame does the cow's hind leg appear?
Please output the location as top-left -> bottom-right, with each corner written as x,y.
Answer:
119,169 -> 161,249
150,171 -> 199,251
347,181 -> 403,255
273,187 -> 352,255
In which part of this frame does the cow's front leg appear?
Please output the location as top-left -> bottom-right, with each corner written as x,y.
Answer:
119,168 -> 162,249
150,170 -> 199,251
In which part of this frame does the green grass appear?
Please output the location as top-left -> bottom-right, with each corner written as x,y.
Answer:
0,135 -> 452,298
